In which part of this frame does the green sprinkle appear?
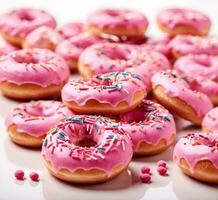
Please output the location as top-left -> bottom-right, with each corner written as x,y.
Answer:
67,116 -> 83,122
116,84 -> 122,91
121,72 -> 129,76
98,50 -> 104,55
133,74 -> 141,80
50,129 -> 57,135
97,146 -> 104,151
43,139 -> 47,147
171,73 -> 177,78
97,75 -> 103,80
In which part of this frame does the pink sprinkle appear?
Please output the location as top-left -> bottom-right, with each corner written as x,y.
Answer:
141,166 -> 151,174
14,170 -> 25,180
140,174 -> 151,183
157,160 -> 167,168
30,172 -> 39,182
157,166 -> 167,176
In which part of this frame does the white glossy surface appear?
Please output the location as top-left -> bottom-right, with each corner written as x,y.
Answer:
0,0 -> 218,199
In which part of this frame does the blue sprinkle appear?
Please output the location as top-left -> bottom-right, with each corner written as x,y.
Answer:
164,116 -> 171,122
108,134 -> 114,139
156,126 -> 162,130
146,108 -> 155,112
59,132 -> 65,138
97,146 -> 104,151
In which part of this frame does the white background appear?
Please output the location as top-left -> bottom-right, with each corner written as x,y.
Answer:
0,0 -> 218,200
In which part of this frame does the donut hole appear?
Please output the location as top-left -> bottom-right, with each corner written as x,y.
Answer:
77,138 -> 97,147
120,108 -> 145,123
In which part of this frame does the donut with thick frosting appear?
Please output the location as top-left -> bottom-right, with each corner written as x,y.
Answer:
157,8 -> 211,36
151,70 -> 213,124
0,48 -> 70,99
119,100 -> 176,156
0,36 -> 17,56
42,115 -> 133,184
23,26 -> 63,51
56,32 -> 103,71
62,71 -> 146,114
202,107 -> 218,132
173,132 -> 218,183
87,9 -> 148,37
5,100 -> 74,147
79,42 -> 170,78
58,22 -> 85,39
0,8 -> 56,46
169,35 -> 218,59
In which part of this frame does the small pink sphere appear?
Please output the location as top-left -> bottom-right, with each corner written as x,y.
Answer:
14,170 -> 25,180
141,166 -> 151,174
30,172 -> 39,182
157,166 -> 167,176
140,173 -> 151,183
157,160 -> 167,168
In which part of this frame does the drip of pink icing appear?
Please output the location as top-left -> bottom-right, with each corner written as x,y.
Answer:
151,70 -> 213,117
25,26 -> 63,49
119,100 -> 176,151
157,8 -> 211,33
87,9 -> 148,32
41,115 -> 133,174
173,132 -> 218,173
55,32 -> 103,61
62,72 -> 146,106
0,8 -> 56,37
5,101 -> 74,137
169,35 -> 218,56
174,54 -> 218,80
0,48 -> 70,87
202,107 -> 218,132
58,22 -> 85,39
0,36 -> 17,56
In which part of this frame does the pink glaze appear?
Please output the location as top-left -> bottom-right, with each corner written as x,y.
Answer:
119,100 -> 176,151
56,32 -> 102,62
0,8 -> 56,38
25,26 -> 63,49
0,36 -> 17,56
173,132 -> 218,172
87,9 -> 148,32
80,43 -> 170,76
174,54 -> 218,80
5,101 -> 74,137
202,107 -> 218,132
0,48 -> 70,87
169,35 -> 218,57
58,22 -> 85,39
157,8 -> 211,33
151,70 -> 213,117
62,72 -> 146,106
41,115 -> 133,175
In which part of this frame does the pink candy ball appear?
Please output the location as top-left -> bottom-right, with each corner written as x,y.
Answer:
141,166 -> 151,174
29,172 -> 39,182
140,173 -> 151,183
157,166 -> 167,176
157,160 -> 167,168
14,170 -> 25,180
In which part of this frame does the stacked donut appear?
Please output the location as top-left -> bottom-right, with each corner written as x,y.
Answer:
0,7 -> 217,185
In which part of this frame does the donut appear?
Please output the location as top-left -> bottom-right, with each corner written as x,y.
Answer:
56,33 -> 102,71
5,101 -> 74,147
58,22 -> 85,39
0,8 -> 56,46
0,36 -> 17,56
157,8 -> 211,36
202,107 -> 218,132
23,26 -> 63,51
79,42 -> 170,78
0,48 -> 70,99
173,132 -> 218,183
42,115 -> 133,184
169,35 -> 218,59
62,72 -> 146,114
119,100 -> 176,156
151,70 -> 213,124
87,9 -> 148,37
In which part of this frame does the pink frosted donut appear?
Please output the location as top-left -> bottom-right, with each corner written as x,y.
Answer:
0,8 -> 56,46
152,70 -> 213,124
42,115 -> 133,184
62,72 -> 146,114
157,8 -> 211,36
119,100 -> 176,156
87,9 -> 148,37
0,48 -> 70,99
0,36 -> 17,56
202,107 -> 218,132
173,132 -> 218,183
56,32 -> 102,71
23,26 -> 63,51
169,35 -> 218,58
58,22 -> 85,39
174,54 -> 218,80
5,100 -> 74,147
